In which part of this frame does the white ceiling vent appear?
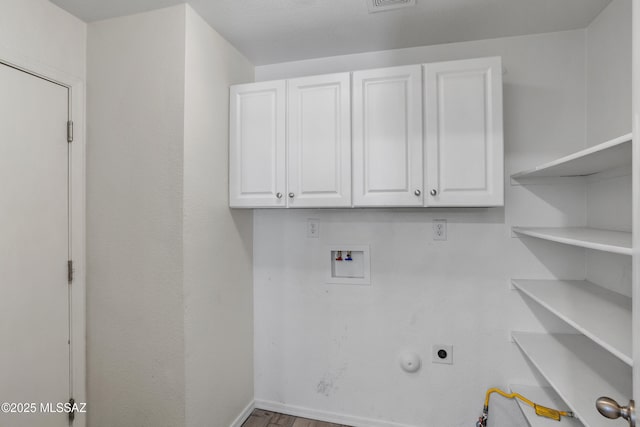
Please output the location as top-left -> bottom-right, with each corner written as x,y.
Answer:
367,0 -> 416,13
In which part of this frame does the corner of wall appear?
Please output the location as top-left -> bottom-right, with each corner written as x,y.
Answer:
87,6 -> 188,426
182,8 -> 255,427
585,0 -> 632,146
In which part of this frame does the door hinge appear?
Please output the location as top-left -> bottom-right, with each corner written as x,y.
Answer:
67,120 -> 73,143
68,397 -> 75,422
67,260 -> 73,284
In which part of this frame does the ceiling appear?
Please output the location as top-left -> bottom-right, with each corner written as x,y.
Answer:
51,0 -> 613,65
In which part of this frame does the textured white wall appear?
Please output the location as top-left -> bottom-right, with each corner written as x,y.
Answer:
88,6 -> 257,427
183,6 -> 255,427
585,0 -> 633,297
586,0 -> 632,148
253,30 -> 588,427
87,6 -> 187,427
0,0 -> 86,79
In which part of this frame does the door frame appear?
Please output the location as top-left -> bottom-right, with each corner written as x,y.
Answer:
633,0 -> 640,402
0,48 -> 86,427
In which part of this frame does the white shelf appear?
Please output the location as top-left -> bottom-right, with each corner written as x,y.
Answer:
511,134 -> 632,179
512,227 -> 632,255
509,384 -> 582,427
512,332 -> 632,427
512,280 -> 632,365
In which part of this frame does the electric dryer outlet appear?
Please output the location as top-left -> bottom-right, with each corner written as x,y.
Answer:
432,344 -> 453,364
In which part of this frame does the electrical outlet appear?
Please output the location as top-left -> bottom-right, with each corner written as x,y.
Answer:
432,219 -> 447,241
307,218 -> 319,238
432,344 -> 453,364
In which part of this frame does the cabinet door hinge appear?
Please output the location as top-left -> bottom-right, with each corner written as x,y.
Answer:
67,120 -> 73,143
68,260 -> 73,284
68,397 -> 75,422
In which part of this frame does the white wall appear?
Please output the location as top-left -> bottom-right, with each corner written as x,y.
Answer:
87,6 -> 187,426
586,0 -> 632,148
183,6 -> 255,427
88,5 -> 257,427
253,30 -> 588,427
0,0 -> 86,79
585,0 -> 633,298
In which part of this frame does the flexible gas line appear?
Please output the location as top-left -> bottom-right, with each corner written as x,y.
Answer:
476,387 -> 575,426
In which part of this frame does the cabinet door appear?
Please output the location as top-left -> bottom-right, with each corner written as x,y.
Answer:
424,57 -> 504,207
353,65 -> 423,207
287,73 -> 351,207
229,81 -> 286,208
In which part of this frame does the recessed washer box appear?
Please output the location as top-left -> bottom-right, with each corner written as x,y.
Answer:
326,245 -> 370,285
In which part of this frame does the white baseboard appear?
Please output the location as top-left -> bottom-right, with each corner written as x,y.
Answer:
229,400 -> 256,427
254,400 -> 417,427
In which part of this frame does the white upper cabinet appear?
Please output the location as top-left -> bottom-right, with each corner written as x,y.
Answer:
229,57 -> 504,209
229,80 -> 286,208
424,57 -> 504,207
352,65 -> 424,207
287,73 -> 351,207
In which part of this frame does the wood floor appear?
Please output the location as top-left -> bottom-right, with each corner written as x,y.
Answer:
242,409 -> 352,427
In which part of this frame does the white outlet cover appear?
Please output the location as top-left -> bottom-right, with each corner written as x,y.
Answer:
432,344 -> 453,364
432,219 -> 447,241
307,218 -> 320,238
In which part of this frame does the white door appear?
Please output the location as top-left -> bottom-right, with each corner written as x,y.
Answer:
424,57 -> 504,207
353,65 -> 423,207
0,63 -> 71,427
230,80 -> 286,208
631,0 -> 639,421
287,73 -> 351,207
